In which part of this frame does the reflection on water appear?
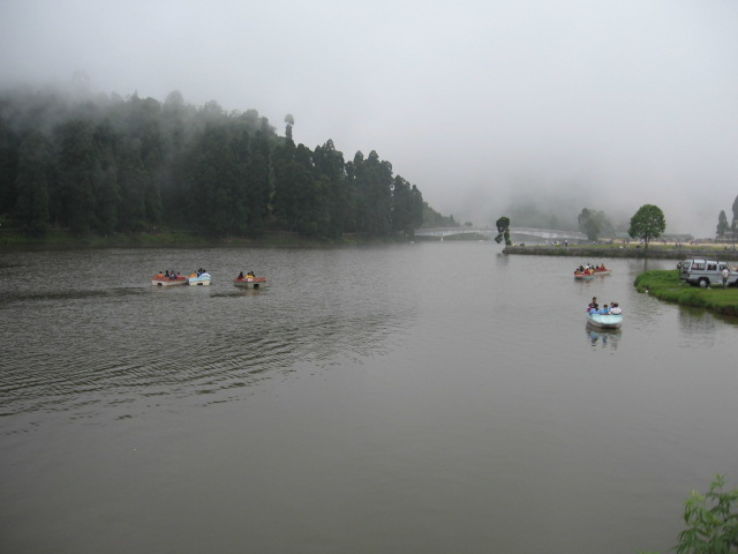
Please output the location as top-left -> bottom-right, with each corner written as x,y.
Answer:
677,306 -> 717,348
0,287 -> 142,304
0,248 -> 414,422
210,289 -> 268,298
586,327 -> 620,350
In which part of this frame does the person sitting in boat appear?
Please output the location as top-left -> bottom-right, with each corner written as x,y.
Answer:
598,304 -> 610,315
609,302 -> 622,315
577,265 -> 585,272
247,271 -> 255,278
588,297 -> 598,310
237,271 -> 244,280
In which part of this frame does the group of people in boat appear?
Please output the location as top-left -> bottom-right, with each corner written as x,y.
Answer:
237,271 -> 256,280
587,296 -> 622,315
155,270 -> 183,280
576,263 -> 608,275
189,268 -> 208,278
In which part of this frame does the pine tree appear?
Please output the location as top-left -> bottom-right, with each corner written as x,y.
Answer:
14,132 -> 51,236
717,210 -> 729,237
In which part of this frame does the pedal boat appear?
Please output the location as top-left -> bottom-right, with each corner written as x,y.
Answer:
586,312 -> 623,329
187,272 -> 212,286
151,274 -> 188,287
233,276 -> 268,289
574,270 -> 596,280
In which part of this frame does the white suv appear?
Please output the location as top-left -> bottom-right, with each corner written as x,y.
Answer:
678,259 -> 738,287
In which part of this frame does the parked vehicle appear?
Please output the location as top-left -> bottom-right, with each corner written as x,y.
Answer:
678,259 -> 738,288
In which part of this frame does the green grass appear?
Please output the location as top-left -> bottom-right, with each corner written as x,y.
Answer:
634,270 -> 738,317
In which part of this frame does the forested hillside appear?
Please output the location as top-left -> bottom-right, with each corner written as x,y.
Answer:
0,88 -> 427,239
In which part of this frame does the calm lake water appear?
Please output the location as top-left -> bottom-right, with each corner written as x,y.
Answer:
1,243 -> 737,554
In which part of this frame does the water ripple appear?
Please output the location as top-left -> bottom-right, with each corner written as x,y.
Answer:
0,248 -> 413,424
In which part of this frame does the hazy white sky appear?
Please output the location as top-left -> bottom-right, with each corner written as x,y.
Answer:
2,0 -> 737,235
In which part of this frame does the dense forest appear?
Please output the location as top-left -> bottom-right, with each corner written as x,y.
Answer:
0,87 -> 432,239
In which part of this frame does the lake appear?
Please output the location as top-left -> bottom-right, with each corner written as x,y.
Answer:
1,243 -> 736,553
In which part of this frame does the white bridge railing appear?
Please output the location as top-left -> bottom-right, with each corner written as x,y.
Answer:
415,227 -> 587,241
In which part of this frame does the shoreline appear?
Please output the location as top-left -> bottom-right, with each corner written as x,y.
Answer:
0,230 -> 405,252
634,270 -> 738,318
503,244 -> 738,261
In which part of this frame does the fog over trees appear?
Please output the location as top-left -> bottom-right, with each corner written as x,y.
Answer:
2,2 -> 738,237
0,88 -> 424,238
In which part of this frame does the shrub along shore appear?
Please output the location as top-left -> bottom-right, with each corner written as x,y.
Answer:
503,244 -> 738,261
634,269 -> 738,317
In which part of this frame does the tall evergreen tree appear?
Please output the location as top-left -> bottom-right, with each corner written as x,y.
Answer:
356,151 -> 392,236
345,151 -> 364,234
272,137 -> 300,231
54,119 -> 96,233
185,124 -> 242,235
410,184 -> 424,230
244,125 -> 273,232
391,175 -> 413,236
284,114 -> 294,142
91,121 -> 120,234
14,131 -> 51,236
117,137 -> 149,232
717,210 -> 729,237
313,139 -> 347,237
0,115 -> 19,218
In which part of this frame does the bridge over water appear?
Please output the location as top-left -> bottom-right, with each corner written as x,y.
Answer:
415,227 -> 587,242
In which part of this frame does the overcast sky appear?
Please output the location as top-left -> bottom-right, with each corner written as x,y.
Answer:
1,0 -> 737,235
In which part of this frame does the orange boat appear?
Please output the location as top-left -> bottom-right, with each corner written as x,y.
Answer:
233,273 -> 268,289
574,265 -> 611,279
151,272 -> 188,286
574,270 -> 595,280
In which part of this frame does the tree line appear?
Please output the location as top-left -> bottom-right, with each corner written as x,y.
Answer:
0,88 -> 426,239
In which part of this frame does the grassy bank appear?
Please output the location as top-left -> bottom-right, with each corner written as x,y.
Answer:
0,229 -> 392,251
504,244 -> 738,261
634,270 -> 738,317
